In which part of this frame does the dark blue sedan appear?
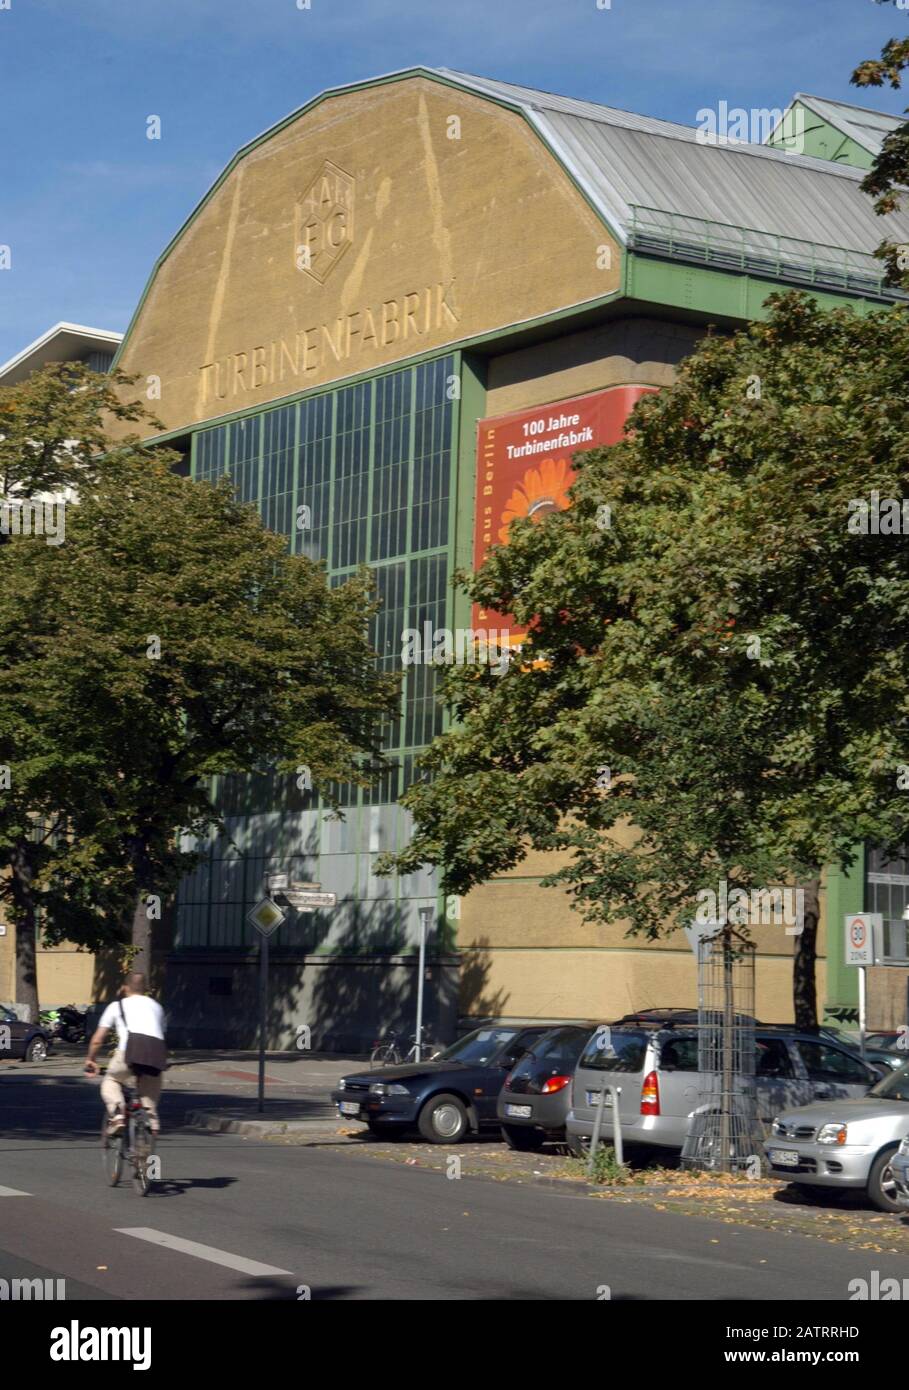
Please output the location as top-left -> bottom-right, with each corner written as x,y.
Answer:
0,1002 -> 53,1062
331,1024 -> 551,1143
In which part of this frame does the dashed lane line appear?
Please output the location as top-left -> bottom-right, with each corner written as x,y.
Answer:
114,1227 -> 293,1277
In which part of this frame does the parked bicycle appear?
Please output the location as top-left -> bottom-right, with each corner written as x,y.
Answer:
370,1030 -> 441,1067
100,1084 -> 155,1195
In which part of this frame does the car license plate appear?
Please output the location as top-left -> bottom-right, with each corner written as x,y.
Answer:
505,1104 -> 532,1118
339,1101 -> 360,1116
769,1148 -> 800,1167
586,1090 -> 613,1107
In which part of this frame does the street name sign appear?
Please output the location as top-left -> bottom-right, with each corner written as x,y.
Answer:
285,890 -> 337,912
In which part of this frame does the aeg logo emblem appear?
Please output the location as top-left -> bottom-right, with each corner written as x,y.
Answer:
297,160 -> 355,283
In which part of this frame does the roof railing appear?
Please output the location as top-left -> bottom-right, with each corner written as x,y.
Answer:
627,204 -> 907,301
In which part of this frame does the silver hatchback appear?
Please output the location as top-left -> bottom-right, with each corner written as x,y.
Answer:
765,1062 -> 909,1211
565,1021 -> 880,1156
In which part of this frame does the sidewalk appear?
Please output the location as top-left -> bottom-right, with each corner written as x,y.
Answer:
28,1045 -> 360,1135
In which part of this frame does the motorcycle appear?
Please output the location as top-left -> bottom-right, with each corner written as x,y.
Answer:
38,1008 -> 62,1039
56,1003 -> 87,1044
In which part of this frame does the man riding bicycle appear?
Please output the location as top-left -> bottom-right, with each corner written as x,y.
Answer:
84,972 -> 167,1136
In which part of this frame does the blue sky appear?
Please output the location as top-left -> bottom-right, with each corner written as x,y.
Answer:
1,0 -> 906,363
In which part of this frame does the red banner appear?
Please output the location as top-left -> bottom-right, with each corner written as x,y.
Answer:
472,385 -> 655,646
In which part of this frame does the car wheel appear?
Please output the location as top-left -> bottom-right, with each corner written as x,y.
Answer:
24,1037 -> 48,1062
501,1124 -> 546,1152
418,1093 -> 469,1144
867,1146 -> 902,1213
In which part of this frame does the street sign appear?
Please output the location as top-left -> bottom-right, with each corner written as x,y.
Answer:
248,898 -> 286,937
845,913 -> 878,967
284,890 -> 337,911
266,871 -> 289,893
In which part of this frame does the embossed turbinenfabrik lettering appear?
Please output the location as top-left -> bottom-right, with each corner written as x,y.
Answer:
198,280 -> 460,404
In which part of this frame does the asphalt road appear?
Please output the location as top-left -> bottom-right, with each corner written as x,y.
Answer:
2,1064 -> 908,1301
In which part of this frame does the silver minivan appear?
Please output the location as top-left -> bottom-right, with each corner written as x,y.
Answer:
565,1018 -> 881,1156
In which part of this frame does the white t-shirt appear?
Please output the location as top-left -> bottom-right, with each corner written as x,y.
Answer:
99,995 -> 166,1052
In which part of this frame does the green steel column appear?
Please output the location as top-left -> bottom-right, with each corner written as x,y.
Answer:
823,846 -> 865,1023
451,352 -> 487,638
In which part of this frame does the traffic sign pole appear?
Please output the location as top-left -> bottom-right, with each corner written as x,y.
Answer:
247,896 -> 287,1114
258,929 -> 268,1114
845,914 -> 880,1061
415,907 -> 433,1063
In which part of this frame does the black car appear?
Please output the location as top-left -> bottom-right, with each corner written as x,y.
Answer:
331,1024 -> 552,1143
0,1003 -> 53,1062
497,1023 -> 599,1151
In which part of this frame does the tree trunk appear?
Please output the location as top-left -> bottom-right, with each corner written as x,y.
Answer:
793,876 -> 820,1030
10,844 -> 39,1021
130,890 -> 151,979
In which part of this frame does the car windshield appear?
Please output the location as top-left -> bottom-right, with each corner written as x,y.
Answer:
508,1027 -> 592,1076
869,1064 -> 909,1101
579,1027 -> 649,1072
437,1028 -> 519,1066
0,1004 -> 14,1022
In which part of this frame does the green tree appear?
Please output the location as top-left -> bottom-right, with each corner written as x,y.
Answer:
381,294 -> 909,1028
0,366 -> 397,1017
853,2 -> 909,285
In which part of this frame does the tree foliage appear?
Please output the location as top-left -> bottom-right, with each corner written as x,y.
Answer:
853,4 -> 909,285
0,366 -> 398,1012
381,294 -> 909,1026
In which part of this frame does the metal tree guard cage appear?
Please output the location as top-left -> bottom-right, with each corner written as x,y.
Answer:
681,924 -> 763,1172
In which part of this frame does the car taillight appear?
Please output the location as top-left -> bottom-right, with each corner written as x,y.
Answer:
640,1069 -> 660,1115
541,1074 -> 571,1094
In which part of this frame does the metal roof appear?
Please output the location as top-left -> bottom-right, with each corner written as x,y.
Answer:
793,92 -> 904,158
440,68 -> 909,262
0,322 -> 123,385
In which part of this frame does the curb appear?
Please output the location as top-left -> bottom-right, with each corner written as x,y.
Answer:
185,1109 -> 345,1139
531,1174 -> 602,1194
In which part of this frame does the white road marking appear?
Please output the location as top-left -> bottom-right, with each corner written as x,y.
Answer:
0,1185 -> 31,1196
114,1227 -> 292,1276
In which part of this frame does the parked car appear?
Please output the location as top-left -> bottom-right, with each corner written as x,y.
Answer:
0,1003 -> 54,1062
865,1031 -> 903,1050
331,1023 -> 552,1143
889,1131 -> 909,1205
765,1063 -> 909,1212
565,1015 -> 881,1158
497,1023 -> 599,1150
818,1024 -> 901,1073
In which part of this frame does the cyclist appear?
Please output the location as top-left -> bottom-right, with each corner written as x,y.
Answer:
84,972 -> 167,1137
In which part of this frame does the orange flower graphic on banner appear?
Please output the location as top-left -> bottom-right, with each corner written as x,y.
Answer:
497,456 -> 572,545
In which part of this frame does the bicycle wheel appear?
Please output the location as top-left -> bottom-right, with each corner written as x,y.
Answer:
371,1042 -> 400,1067
101,1115 -> 123,1187
130,1111 -> 152,1195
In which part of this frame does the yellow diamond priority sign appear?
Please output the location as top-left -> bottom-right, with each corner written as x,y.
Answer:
248,898 -> 285,937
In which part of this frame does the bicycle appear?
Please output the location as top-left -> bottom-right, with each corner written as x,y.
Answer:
370,1030 -> 440,1067
101,1085 -> 155,1195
